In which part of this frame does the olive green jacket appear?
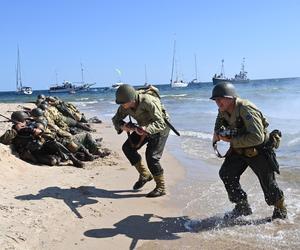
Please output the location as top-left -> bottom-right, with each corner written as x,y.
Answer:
214,98 -> 269,148
112,93 -> 169,135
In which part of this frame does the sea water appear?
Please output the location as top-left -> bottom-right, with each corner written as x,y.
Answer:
1,78 -> 299,249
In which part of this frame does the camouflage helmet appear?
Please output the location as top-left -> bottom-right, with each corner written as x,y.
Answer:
11,111 -> 28,123
115,84 -> 137,104
31,108 -> 44,117
210,82 -> 238,100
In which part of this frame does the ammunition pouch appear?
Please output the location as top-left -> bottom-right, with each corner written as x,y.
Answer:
266,129 -> 281,149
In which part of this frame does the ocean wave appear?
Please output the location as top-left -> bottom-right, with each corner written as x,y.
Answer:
160,94 -> 187,98
287,137 -> 300,146
73,100 -> 99,106
179,130 -> 212,140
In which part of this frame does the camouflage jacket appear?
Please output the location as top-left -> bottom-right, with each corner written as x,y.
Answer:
214,97 -> 269,148
44,107 -> 69,131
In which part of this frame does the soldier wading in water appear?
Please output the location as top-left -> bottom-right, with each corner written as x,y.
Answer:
112,84 -> 170,197
211,82 -> 287,220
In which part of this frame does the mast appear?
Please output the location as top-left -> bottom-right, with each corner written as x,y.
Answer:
194,54 -> 198,81
221,59 -> 225,77
241,57 -> 245,73
170,40 -> 176,85
80,62 -> 84,84
144,64 -> 148,86
16,46 -> 22,91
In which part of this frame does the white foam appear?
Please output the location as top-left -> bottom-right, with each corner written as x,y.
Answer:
179,130 -> 212,140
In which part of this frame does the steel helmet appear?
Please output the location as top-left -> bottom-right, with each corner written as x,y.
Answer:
36,117 -> 48,128
11,111 -> 28,123
210,82 -> 238,100
31,108 -> 44,117
115,84 -> 137,104
38,103 -> 49,111
37,94 -> 46,100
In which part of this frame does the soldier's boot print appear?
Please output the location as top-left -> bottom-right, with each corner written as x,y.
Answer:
133,161 -> 153,190
69,153 -> 85,168
146,174 -> 166,198
224,199 -> 252,219
272,197 -> 287,220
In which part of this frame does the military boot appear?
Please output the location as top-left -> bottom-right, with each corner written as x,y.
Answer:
272,198 -> 287,220
79,146 -> 97,161
146,174 -> 166,198
69,153 -> 85,168
133,161 -> 153,190
224,200 -> 252,219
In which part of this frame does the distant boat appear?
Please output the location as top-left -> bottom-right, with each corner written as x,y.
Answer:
188,54 -> 201,85
231,57 -> 250,84
49,63 -> 96,93
170,40 -> 188,88
112,81 -> 125,89
16,47 -> 33,95
74,62 -> 96,90
49,81 -> 76,93
212,59 -> 231,85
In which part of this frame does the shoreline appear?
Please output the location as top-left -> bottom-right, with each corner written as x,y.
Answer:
0,102 -> 187,249
1,102 -> 299,250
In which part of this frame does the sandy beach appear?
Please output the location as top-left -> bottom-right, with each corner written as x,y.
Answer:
0,103 -> 186,250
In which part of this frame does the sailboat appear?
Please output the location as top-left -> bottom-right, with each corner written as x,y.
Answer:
73,63 -> 96,91
188,54 -> 201,85
16,47 -> 33,95
170,40 -> 188,88
212,59 -> 231,85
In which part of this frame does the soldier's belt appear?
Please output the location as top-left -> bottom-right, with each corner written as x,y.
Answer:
232,147 -> 258,158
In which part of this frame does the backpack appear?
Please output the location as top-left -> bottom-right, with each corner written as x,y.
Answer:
137,85 -> 161,99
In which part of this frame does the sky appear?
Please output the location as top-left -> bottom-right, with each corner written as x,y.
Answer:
0,0 -> 299,91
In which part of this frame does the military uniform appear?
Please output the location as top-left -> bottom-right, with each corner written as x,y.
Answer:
215,97 -> 284,207
211,82 -> 286,219
45,106 -> 70,131
112,85 -> 170,197
113,92 -> 170,174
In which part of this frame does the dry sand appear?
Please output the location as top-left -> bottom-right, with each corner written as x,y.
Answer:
0,103 -> 187,250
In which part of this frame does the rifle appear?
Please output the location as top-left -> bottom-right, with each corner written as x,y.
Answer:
0,114 -> 19,124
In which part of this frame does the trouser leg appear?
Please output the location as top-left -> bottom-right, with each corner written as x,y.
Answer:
145,132 -> 169,176
219,153 -> 249,203
122,132 -> 147,166
247,153 -> 284,206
